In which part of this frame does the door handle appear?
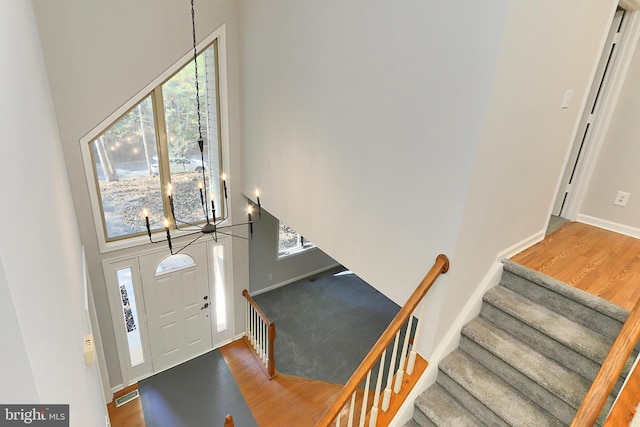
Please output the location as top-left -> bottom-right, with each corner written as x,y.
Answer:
201,302 -> 209,310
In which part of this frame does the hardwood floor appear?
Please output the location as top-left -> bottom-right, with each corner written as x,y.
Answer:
220,339 -> 344,426
107,384 -> 144,427
511,221 -> 640,310
106,340 -> 349,426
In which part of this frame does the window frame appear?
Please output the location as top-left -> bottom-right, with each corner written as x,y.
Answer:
81,25 -> 231,253
277,221 -> 316,259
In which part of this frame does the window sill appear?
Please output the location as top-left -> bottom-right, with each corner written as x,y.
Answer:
277,245 -> 316,260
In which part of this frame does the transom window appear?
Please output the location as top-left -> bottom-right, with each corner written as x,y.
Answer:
88,40 -> 223,243
278,221 -> 315,258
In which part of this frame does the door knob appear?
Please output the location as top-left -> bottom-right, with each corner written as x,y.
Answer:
201,302 -> 209,310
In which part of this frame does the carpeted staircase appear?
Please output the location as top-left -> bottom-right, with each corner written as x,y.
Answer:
407,259 -> 637,427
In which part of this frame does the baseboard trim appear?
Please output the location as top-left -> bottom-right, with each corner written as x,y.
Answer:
497,229 -> 545,260
110,383 -> 124,395
249,263 -> 341,296
577,214 -> 640,239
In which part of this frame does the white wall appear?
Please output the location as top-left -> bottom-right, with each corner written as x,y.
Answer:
239,0 -> 508,309
239,0 -> 618,363
581,33 -> 640,230
32,0 -> 244,388
0,256 -> 39,403
0,0 -> 106,423
249,208 -> 338,293
434,0 -> 618,346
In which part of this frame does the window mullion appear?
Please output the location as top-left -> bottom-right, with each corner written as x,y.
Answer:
151,87 -> 172,227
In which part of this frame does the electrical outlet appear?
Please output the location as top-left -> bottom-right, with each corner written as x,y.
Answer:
614,191 -> 631,207
268,273 -> 273,281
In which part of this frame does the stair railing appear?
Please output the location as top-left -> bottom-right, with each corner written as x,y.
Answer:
242,289 -> 276,378
571,295 -> 640,426
316,254 -> 449,427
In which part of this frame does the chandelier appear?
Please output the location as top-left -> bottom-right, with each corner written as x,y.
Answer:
143,0 -> 260,255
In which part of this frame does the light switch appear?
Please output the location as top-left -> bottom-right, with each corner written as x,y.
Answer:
561,90 -> 573,109
84,334 -> 96,365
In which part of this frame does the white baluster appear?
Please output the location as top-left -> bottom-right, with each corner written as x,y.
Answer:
248,305 -> 253,346
248,305 -> 252,346
245,299 -> 249,339
262,320 -> 267,363
266,325 -> 270,368
347,392 -> 356,427
382,332 -> 400,411
249,307 -> 254,347
254,308 -> 259,349
368,349 -> 386,427
394,317 -> 415,393
252,308 -> 257,349
407,302 -> 426,375
256,311 -> 261,354
358,370 -> 372,427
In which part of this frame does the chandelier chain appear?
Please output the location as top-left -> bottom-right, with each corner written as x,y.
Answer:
191,0 -> 203,141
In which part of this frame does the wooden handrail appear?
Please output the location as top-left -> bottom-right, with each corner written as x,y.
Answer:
316,254 -> 449,427
242,289 -> 276,378
242,289 -> 272,323
571,295 -> 640,426
224,414 -> 234,427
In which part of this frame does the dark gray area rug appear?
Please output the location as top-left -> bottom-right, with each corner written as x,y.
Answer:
253,268 -> 404,385
139,349 -> 257,427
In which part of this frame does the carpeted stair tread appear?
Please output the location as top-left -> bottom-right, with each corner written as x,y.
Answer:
459,335 -> 578,425
483,285 -> 612,364
479,301 -> 631,395
500,261 -> 631,344
439,350 -> 564,427
414,382 -> 484,426
409,261 -> 632,426
438,372 -> 510,427
462,317 -> 590,409
403,419 -> 425,427
501,260 -> 629,323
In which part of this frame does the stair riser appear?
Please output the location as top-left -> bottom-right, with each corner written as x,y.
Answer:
437,371 -> 510,427
459,336 -> 576,424
411,406 -> 436,427
500,270 -> 624,341
480,303 -> 627,394
414,383 -> 485,426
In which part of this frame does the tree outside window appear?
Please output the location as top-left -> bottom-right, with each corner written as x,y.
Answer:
89,41 -> 222,242
278,221 -> 314,257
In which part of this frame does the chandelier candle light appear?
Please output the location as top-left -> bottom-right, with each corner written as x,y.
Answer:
142,0 -> 261,255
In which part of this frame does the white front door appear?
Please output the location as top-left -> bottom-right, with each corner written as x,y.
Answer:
139,242 -> 212,373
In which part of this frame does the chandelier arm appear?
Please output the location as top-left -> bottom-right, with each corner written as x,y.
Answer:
216,230 -> 251,241
216,217 -> 260,230
173,230 -> 205,240
172,232 -> 206,255
174,218 -> 201,229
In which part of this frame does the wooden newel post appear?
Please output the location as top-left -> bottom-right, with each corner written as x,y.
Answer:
224,414 -> 234,427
